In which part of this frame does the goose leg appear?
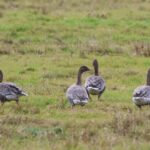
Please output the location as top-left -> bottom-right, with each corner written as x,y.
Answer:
71,103 -> 75,109
98,94 -> 101,101
88,94 -> 92,101
16,99 -> 20,106
1,101 -> 4,106
0,95 -> 5,106
80,103 -> 85,107
98,87 -> 106,101
86,89 -> 92,101
137,105 -> 142,110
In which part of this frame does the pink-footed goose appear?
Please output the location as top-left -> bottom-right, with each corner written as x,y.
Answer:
0,70 -> 28,106
66,66 -> 90,107
132,68 -> 150,109
85,59 -> 105,100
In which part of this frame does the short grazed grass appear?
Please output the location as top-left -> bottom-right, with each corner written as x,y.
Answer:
0,0 -> 150,149
1,54 -> 150,150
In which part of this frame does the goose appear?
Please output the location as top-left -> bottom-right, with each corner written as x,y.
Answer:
132,68 -> 150,108
85,59 -> 105,100
0,70 -> 28,105
66,66 -> 90,107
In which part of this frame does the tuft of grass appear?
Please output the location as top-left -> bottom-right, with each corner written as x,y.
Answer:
134,42 -> 150,57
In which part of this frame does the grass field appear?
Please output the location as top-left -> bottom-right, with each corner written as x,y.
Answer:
0,0 -> 150,149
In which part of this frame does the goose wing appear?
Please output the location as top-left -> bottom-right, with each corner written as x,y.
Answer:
133,86 -> 150,98
0,82 -> 27,99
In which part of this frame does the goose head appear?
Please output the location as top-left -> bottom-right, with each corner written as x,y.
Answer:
0,70 -> 3,82
147,68 -> 150,86
93,59 -> 99,76
79,66 -> 90,74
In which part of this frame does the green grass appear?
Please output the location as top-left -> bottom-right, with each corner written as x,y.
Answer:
0,0 -> 150,149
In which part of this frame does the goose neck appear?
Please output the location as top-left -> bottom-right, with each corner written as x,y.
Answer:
76,71 -> 82,85
0,71 -> 3,82
94,64 -> 99,76
147,70 -> 150,86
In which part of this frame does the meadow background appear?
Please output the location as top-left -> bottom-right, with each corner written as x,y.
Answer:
0,0 -> 150,149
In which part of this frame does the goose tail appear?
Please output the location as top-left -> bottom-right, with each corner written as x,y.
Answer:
21,91 -> 28,96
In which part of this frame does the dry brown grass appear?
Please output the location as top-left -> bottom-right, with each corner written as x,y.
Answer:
134,42 -> 150,57
110,110 -> 150,141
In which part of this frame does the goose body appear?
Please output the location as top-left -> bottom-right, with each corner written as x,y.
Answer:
132,86 -> 150,108
66,66 -> 90,106
85,59 -> 105,100
132,68 -> 150,108
0,70 -> 28,105
85,75 -> 105,95
0,82 -> 27,101
66,84 -> 89,106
